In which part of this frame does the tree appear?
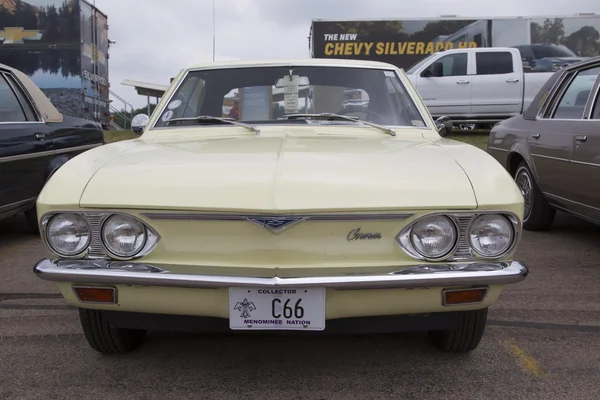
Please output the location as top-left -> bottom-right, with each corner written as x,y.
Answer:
410,20 -> 477,42
42,5 -> 61,43
563,26 -> 600,56
530,22 -> 543,43
331,21 -> 408,40
535,18 -> 565,44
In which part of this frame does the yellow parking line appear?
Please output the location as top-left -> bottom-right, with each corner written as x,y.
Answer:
505,340 -> 548,378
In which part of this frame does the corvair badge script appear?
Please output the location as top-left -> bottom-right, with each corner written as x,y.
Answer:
347,228 -> 382,241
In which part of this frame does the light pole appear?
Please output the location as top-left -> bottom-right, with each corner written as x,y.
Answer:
212,0 -> 216,61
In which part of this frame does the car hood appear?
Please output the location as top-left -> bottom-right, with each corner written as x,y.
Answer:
536,56 -> 586,63
79,133 -> 478,211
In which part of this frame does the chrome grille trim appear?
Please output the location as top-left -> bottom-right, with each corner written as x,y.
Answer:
85,214 -> 109,258
454,215 -> 473,258
140,212 -> 414,221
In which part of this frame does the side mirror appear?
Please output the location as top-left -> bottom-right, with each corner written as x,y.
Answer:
435,116 -> 453,137
421,68 -> 432,78
131,114 -> 149,135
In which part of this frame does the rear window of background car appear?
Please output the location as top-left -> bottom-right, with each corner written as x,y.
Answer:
476,52 -> 514,75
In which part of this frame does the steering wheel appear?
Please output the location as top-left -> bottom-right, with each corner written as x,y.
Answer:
335,107 -> 386,124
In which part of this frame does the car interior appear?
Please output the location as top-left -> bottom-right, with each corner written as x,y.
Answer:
155,67 -> 425,128
552,89 -> 591,119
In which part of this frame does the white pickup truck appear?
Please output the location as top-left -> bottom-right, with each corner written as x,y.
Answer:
405,47 -> 555,128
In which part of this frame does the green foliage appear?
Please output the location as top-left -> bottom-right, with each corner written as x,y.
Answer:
0,1 -> 83,77
446,132 -> 489,151
104,130 -> 138,143
411,20 -> 478,42
334,21 -> 406,37
0,0 -> 81,43
530,18 -> 600,57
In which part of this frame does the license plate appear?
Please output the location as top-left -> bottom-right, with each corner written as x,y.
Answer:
228,287 -> 326,331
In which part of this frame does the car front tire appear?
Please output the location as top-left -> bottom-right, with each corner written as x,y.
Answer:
515,162 -> 555,231
79,308 -> 146,354
428,308 -> 488,353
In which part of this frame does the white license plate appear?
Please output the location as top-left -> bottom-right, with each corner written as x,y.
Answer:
228,287 -> 326,331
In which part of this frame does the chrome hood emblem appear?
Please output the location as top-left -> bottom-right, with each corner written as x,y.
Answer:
246,216 -> 306,233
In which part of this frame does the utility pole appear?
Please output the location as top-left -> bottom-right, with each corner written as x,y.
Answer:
212,0 -> 216,61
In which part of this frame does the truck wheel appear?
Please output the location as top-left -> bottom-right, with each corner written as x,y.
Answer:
515,161 -> 555,231
79,308 -> 146,354
428,308 -> 488,353
457,123 -> 477,131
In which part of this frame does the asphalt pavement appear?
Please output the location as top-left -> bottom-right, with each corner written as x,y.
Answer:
1,212 -> 599,400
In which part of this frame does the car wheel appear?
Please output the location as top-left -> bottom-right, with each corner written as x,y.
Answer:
428,308 -> 488,353
78,308 -> 146,354
457,123 -> 477,131
514,162 -> 555,231
24,207 -> 39,234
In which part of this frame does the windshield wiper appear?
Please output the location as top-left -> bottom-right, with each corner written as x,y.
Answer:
282,113 -> 396,136
165,116 -> 260,133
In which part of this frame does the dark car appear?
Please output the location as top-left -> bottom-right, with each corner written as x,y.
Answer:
514,44 -> 587,73
487,56 -> 600,231
0,63 -> 104,232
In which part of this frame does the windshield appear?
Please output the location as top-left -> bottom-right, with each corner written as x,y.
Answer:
531,44 -> 577,59
153,66 -> 426,129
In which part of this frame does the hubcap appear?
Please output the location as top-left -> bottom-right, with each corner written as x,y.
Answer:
458,124 -> 476,131
516,169 -> 533,220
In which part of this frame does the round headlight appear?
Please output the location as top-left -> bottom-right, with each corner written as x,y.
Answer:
101,215 -> 147,258
410,216 -> 457,259
469,214 -> 514,258
47,213 -> 91,256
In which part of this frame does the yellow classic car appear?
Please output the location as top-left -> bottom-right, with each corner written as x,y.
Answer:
33,59 -> 528,355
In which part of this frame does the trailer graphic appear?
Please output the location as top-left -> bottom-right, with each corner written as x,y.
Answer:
310,14 -> 600,72
0,0 -> 110,127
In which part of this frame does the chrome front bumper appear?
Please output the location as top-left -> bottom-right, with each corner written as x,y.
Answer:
33,259 -> 528,290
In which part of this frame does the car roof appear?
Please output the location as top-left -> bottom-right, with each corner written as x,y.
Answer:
0,62 -> 63,123
184,58 -> 400,71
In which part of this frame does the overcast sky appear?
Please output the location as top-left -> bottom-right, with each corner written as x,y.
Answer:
93,0 -> 599,109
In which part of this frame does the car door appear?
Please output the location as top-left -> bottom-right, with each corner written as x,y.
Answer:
470,50 -> 523,116
568,70 -> 600,222
0,70 -> 53,215
530,64 -> 600,208
413,52 -> 471,117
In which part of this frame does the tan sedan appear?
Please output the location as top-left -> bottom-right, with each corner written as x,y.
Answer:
488,56 -> 600,230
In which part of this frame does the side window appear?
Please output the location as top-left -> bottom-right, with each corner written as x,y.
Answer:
4,74 -> 37,121
590,88 -> 600,119
516,46 -> 535,62
476,52 -> 514,75
0,74 -> 27,122
156,76 -> 206,126
549,66 -> 600,120
437,53 -> 467,76
182,78 -> 205,118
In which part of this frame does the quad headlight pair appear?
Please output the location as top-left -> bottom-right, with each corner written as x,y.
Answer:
44,213 -> 151,259
397,213 -> 518,261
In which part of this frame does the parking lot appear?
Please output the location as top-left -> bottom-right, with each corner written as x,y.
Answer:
1,212 -> 599,400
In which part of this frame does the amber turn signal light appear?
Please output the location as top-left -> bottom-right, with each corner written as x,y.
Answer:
443,287 -> 487,306
74,287 -> 116,303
